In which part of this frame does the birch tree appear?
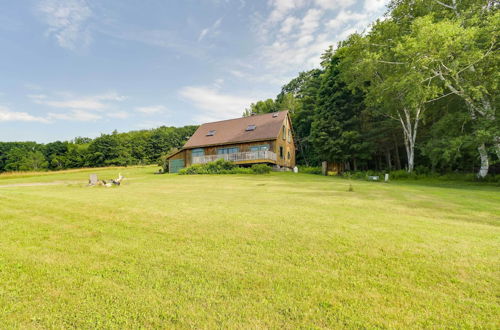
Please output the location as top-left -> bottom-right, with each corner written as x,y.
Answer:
339,22 -> 438,172
390,0 -> 499,177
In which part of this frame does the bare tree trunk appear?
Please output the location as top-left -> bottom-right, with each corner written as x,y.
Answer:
432,69 -> 496,173
353,158 -> 358,171
398,107 -> 420,173
478,143 -> 489,178
385,149 -> 392,170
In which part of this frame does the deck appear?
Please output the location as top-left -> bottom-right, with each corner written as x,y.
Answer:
192,151 -> 277,165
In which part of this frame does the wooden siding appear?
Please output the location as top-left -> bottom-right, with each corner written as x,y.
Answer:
275,114 -> 296,168
185,140 -> 277,167
168,113 -> 296,170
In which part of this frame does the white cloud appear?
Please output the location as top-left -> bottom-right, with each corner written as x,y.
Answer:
280,16 -> 300,35
296,8 -> 322,46
179,85 -> 257,122
37,0 -> 92,50
268,0 -> 307,24
136,105 -> 166,115
233,0 -> 389,86
29,92 -> 125,111
314,0 -> 355,10
229,70 -> 246,78
0,106 -> 49,123
106,111 -> 130,119
106,27 -> 206,59
326,10 -> 369,31
198,28 -> 209,42
198,17 -> 222,42
24,91 -> 127,122
136,120 -> 171,129
364,0 -> 390,13
47,110 -> 101,121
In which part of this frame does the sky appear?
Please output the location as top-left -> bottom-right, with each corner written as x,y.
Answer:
0,0 -> 389,143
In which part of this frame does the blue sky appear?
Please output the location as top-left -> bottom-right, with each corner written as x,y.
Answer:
0,0 -> 388,143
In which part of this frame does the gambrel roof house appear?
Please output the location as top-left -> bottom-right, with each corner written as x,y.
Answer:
167,110 -> 296,173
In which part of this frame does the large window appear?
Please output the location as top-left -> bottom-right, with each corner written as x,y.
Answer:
217,147 -> 239,155
191,148 -> 204,157
279,146 -> 284,159
282,125 -> 286,140
287,129 -> 291,143
249,144 -> 269,152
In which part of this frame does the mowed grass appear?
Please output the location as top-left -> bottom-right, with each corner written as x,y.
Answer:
0,167 -> 498,328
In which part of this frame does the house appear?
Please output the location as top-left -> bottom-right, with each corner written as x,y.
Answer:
167,110 -> 296,173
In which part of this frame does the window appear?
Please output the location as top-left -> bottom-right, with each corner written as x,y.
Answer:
249,144 -> 269,152
287,129 -> 291,143
217,147 -> 239,155
287,151 -> 290,160
206,130 -> 216,136
279,146 -> 284,159
282,125 -> 286,140
191,148 -> 204,159
246,124 -> 256,131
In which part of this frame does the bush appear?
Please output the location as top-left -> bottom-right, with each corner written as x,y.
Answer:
178,159 -> 270,175
158,154 -> 169,173
251,164 -> 272,174
299,166 -> 322,175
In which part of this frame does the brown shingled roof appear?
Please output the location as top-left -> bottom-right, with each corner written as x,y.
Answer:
183,110 -> 288,149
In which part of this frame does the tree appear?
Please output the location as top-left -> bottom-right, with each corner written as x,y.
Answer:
396,7 -> 499,177
339,27 -> 438,172
243,99 -> 279,117
309,54 -> 371,170
278,69 -> 323,165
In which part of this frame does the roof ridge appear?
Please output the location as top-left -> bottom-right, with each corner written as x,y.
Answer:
198,110 -> 288,126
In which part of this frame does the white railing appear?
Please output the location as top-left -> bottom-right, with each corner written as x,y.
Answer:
192,151 -> 277,164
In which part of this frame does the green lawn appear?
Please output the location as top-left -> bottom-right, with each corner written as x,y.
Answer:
0,167 -> 498,328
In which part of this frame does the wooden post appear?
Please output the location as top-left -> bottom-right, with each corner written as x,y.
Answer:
322,161 -> 327,176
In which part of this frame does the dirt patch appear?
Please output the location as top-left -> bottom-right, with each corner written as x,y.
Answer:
0,181 -> 81,188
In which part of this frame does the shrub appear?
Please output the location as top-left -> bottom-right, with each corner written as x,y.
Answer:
251,164 -> 272,174
299,166 -> 322,175
178,159 -> 269,175
157,154 -> 169,173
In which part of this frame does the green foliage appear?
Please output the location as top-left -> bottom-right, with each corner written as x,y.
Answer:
243,99 -> 279,117
179,159 -> 241,175
239,0 -> 499,178
298,166 -> 322,175
0,126 -> 198,173
250,164 -> 272,174
309,54 -> 371,167
179,159 -> 272,175
158,154 -> 169,173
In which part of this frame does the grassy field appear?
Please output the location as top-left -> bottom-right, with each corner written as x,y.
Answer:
0,166 -> 498,328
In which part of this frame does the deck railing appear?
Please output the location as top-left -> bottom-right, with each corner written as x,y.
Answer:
192,150 -> 277,164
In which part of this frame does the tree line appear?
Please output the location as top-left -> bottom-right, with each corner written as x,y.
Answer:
244,0 -> 498,177
0,126 -> 197,172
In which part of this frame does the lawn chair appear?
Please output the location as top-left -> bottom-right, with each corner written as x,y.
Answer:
88,174 -> 98,186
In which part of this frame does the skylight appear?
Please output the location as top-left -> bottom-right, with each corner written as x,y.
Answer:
206,130 -> 216,136
246,125 -> 256,131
